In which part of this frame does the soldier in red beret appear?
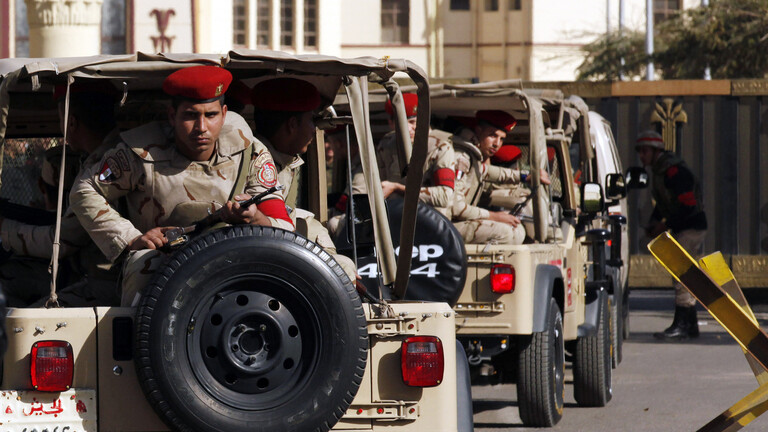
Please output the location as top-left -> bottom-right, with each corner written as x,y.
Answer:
71,65 -> 293,306
250,77 -> 357,281
376,93 -> 455,216
450,110 -> 550,245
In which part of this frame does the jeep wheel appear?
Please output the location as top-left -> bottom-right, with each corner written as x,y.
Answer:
516,297 -> 564,427
609,269 -> 624,367
134,226 -> 368,432
610,294 -> 623,368
573,290 -> 613,407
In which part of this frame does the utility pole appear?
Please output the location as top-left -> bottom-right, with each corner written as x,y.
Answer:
646,0 -> 654,80
702,0 -> 712,80
619,0 -> 626,80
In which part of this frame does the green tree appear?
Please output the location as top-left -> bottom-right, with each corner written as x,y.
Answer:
577,0 -> 768,80
576,29 -> 648,81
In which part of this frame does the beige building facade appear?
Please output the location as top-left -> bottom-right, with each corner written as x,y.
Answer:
2,0 -> 701,80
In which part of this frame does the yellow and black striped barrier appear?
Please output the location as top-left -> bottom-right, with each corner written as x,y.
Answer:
648,233 -> 768,432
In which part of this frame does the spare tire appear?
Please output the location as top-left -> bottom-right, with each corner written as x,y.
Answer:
134,226 -> 367,432
357,197 -> 467,306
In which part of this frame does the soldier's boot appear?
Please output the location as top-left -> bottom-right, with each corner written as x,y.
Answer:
653,306 -> 691,340
686,306 -> 699,338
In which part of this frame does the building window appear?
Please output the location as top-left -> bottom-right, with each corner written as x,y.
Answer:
280,0 -> 294,48
450,0 -> 470,10
257,0 -> 271,48
233,0 -> 247,47
654,0 -> 680,24
509,0 -> 521,11
304,0 -> 318,48
484,0 -> 499,11
381,0 -> 409,44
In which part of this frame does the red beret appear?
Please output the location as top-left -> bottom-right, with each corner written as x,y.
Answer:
226,79 -> 252,107
384,93 -> 418,118
251,78 -> 321,112
53,81 -> 119,102
162,66 -> 232,102
491,145 -> 522,163
476,110 -> 517,133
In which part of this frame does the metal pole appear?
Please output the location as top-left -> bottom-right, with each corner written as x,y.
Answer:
619,0 -> 626,80
606,0 -> 611,32
702,0 -> 712,80
646,0 -> 654,80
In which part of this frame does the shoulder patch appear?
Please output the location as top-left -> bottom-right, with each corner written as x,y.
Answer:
666,165 -> 679,178
98,158 -> 121,182
258,162 -> 278,187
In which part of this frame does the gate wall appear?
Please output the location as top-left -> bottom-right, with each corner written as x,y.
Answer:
527,80 -> 768,288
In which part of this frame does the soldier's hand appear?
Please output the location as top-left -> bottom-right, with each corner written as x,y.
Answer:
381,181 -> 405,198
129,227 -> 173,251
539,169 -> 551,185
221,194 -> 271,226
489,211 -> 521,227
645,221 -> 667,238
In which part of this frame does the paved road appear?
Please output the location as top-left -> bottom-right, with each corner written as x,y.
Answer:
472,288 -> 768,431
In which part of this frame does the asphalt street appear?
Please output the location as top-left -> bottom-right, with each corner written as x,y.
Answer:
472,288 -> 768,431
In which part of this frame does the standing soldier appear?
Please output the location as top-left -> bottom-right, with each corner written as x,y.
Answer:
71,66 -> 293,306
377,93 -> 455,214
0,82 -> 122,306
451,110 -> 545,245
636,130 -> 707,340
250,77 -> 357,281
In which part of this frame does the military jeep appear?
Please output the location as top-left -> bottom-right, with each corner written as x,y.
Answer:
0,52 -> 472,432
334,80 -> 621,427
426,82 -> 619,427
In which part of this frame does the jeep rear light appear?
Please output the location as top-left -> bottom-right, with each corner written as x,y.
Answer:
401,336 -> 444,387
31,341 -> 74,392
491,264 -> 515,293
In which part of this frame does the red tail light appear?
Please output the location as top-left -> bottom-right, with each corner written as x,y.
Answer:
491,264 -> 515,293
401,336 -> 444,387
31,341 -> 74,392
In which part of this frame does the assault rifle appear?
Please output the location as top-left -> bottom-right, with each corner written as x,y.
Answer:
164,185 -> 285,250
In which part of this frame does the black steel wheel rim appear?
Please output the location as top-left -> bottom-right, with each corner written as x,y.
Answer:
187,273 -> 321,410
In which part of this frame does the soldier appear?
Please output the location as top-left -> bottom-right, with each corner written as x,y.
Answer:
377,93 -> 455,214
250,77 -> 357,281
0,82 -> 122,306
451,110 -> 549,245
71,66 -> 293,306
636,130 -> 707,340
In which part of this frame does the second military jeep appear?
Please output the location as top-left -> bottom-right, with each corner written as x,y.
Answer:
0,51 -> 472,432
427,82 -> 624,427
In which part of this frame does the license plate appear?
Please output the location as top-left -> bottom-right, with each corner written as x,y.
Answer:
0,389 -> 96,431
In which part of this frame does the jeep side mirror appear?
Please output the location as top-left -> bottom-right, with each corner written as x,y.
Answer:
625,166 -> 649,190
347,194 -> 377,248
580,182 -> 604,214
605,173 -> 627,206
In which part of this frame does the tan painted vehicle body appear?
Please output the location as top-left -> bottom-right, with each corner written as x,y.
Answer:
0,52 -> 465,432
3,304 -> 457,432
427,81 -> 616,426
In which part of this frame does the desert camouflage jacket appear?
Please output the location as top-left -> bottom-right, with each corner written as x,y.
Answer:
70,112 -> 292,262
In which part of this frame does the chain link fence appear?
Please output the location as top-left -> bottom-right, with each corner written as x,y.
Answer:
1,138 -> 60,207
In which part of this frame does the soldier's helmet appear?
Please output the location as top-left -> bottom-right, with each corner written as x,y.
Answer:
635,130 -> 665,151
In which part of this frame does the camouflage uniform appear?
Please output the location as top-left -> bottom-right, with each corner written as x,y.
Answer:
261,137 -> 357,281
71,112 -> 292,306
1,130 -> 122,306
451,137 -> 526,245
376,129 -> 455,213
